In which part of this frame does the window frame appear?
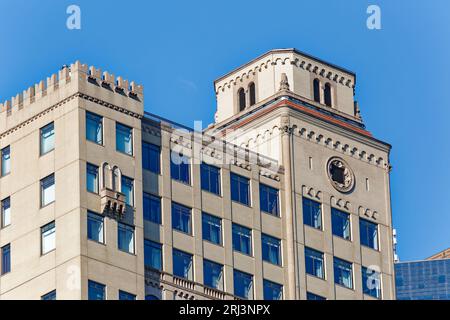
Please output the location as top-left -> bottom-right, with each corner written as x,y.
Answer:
41,221 -> 56,255
259,184 -> 279,216
85,111 -> 103,145
1,244 -> 11,275
40,174 -> 55,208
202,212 -> 222,246
359,218 -> 379,251
41,290 -> 57,300
233,269 -> 253,299
1,146 -> 10,177
40,122 -> 55,156
118,290 -> 136,300
263,279 -> 283,300
362,266 -> 382,299
331,208 -> 351,241
1,197 -> 11,228
121,175 -> 134,207
203,259 -> 224,290
200,163 -> 221,195
86,163 -> 99,194
232,223 -> 252,256
302,197 -> 322,230
171,202 -> 192,235
142,142 -> 161,174
304,247 -> 325,279
261,233 -> 282,266
87,211 -> 105,244
88,280 -> 106,300
143,193 -> 162,224
333,257 -> 354,290
172,248 -> 194,281
170,152 -> 191,185
144,239 -> 163,271
117,222 -> 135,254
230,173 -> 250,206
115,122 -> 133,156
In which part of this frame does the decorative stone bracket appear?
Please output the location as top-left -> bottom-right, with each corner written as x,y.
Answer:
100,188 -> 126,219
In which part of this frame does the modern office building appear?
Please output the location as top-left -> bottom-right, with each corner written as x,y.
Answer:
0,48 -> 395,300
395,248 -> 450,300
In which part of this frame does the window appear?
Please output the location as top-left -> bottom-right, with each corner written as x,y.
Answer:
302,198 -> 322,230
86,163 -> 99,194
201,163 -> 221,195
332,208 -> 351,240
143,193 -> 161,224
88,280 -> 105,300
305,247 -> 325,279
307,292 -> 326,300
87,211 -> 104,243
41,221 -> 56,255
119,290 -> 136,300
324,83 -> 332,107
260,184 -> 279,216
170,152 -> 190,184
313,78 -> 321,103
86,111 -> 103,145
142,142 -> 160,174
203,259 -> 223,290
263,280 -> 283,300
172,203 -> 191,234
41,290 -> 56,300
1,197 -> 11,228
1,146 -> 10,176
362,266 -> 381,299
121,176 -> 134,207
334,258 -> 353,289
41,174 -> 55,207
231,173 -> 250,206
202,213 -> 222,245
262,234 -> 281,265
145,295 -> 159,300
360,218 -> 379,250
1,244 -> 11,275
234,270 -> 253,299
173,249 -> 193,280
144,240 -> 162,270
238,88 -> 246,111
116,122 -> 133,155
40,122 -> 55,155
249,83 -> 256,106
118,223 -> 135,254
232,224 -> 252,255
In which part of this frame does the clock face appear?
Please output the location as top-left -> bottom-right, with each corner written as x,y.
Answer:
327,157 -> 355,193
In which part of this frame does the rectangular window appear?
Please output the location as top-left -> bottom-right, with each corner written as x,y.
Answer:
362,266 -> 381,299
1,244 -> 11,275
260,184 -> 279,216
173,249 -> 193,281
86,163 -> 99,194
142,142 -> 160,174
172,202 -> 192,234
203,259 -> 223,290
170,152 -> 190,184
121,176 -> 134,207
41,221 -> 56,255
116,122 -> 133,155
305,247 -> 325,279
302,198 -> 322,230
118,223 -> 135,254
87,211 -> 104,243
232,224 -> 252,255
40,122 -> 55,155
41,290 -> 56,300
263,280 -> 283,300
233,269 -> 253,299
1,146 -> 10,176
41,174 -> 55,207
144,240 -> 162,270
201,163 -> 221,195
202,213 -> 222,245
119,290 -> 136,300
88,280 -> 105,300
360,218 -> 379,250
262,234 -> 281,265
332,208 -> 351,240
231,173 -> 250,206
143,193 -> 161,224
334,257 -> 353,289
307,292 -> 326,300
1,197 -> 11,228
86,111 -> 103,145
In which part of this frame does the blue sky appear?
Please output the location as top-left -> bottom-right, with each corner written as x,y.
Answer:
1,0 -> 449,261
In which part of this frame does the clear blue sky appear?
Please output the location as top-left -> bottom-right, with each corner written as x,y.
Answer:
1,0 -> 449,261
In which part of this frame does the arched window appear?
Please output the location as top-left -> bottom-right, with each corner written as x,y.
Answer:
324,83 -> 332,107
248,82 -> 256,106
313,79 -> 321,103
238,88 -> 246,111
145,295 -> 160,300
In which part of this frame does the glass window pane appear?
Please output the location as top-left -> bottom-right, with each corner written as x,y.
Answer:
232,224 -> 252,255
88,280 -> 105,300
201,163 -> 221,195
173,249 -> 193,280
307,292 -> 326,300
41,290 -> 56,300
86,112 -> 103,145
170,152 -> 190,184
41,222 -> 56,254
362,266 -> 381,298
143,193 -> 161,224
121,176 -> 134,207
119,290 -> 136,300
86,163 -> 99,193
116,123 -> 133,155
305,247 -> 324,279
1,146 -> 10,176
334,258 -> 353,289
202,213 -> 222,245
263,280 -> 283,300
87,211 -> 104,243
1,244 -> 11,274
142,142 -> 160,174
144,240 -> 162,270
234,270 -> 253,299
360,219 -> 378,250
260,185 -> 279,216
40,123 -> 55,155
231,173 -> 250,206
41,174 -> 55,207
172,203 -> 191,234
204,259 -> 223,290
262,234 -> 281,265
118,223 -> 135,254
1,197 -> 11,228
332,208 -> 350,240
302,198 -> 322,229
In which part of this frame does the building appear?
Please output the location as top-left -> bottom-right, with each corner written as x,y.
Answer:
395,249 -> 450,300
0,48 -> 395,300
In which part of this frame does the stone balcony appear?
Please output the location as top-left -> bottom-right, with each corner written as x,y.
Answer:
100,188 -> 126,219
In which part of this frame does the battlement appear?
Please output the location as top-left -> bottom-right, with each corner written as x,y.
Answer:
0,61 -> 144,119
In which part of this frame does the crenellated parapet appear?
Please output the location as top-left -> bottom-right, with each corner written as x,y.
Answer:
0,61 -> 144,137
